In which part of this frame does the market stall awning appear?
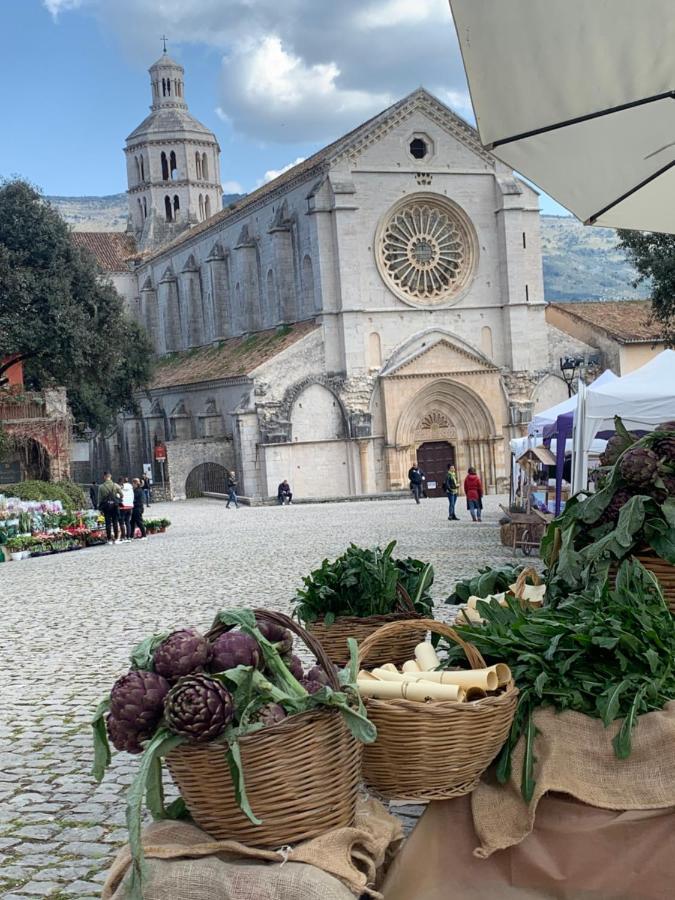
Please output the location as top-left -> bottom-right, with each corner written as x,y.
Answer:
448,0 -> 675,233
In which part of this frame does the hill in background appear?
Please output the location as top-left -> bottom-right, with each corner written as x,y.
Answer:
46,195 -> 649,302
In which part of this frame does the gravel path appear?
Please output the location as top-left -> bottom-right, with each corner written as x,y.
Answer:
0,494 -> 520,898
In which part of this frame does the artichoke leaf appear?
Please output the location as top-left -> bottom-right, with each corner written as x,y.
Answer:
90,696 -> 111,783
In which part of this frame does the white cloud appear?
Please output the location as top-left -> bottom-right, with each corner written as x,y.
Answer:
43,0 -> 86,17
44,0 -> 470,144
223,36 -> 391,142
256,157 -> 306,188
355,0 -> 446,30
222,179 -> 243,193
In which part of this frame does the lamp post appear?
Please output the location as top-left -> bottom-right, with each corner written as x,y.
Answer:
559,356 -> 586,397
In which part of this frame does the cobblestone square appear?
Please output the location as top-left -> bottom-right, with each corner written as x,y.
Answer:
0,495 -> 517,898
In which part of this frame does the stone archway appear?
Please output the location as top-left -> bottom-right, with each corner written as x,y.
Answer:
394,379 -> 499,492
185,462 -> 229,498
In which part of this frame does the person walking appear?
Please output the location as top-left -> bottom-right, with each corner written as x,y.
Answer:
464,467 -> 483,522
142,474 -> 152,507
226,471 -> 239,509
408,463 -> 425,504
97,472 -> 122,545
277,480 -> 293,505
130,478 -> 147,539
443,463 -> 460,520
119,476 -> 134,541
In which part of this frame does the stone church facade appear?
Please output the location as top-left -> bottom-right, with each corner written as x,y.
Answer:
92,52 -> 574,500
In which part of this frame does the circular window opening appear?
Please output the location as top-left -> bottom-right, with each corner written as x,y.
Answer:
409,138 -> 428,160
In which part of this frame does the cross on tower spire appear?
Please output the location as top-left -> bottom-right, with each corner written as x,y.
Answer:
160,35 -> 168,53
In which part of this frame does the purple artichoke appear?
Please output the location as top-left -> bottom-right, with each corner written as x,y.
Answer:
300,678 -> 324,695
252,703 -> 287,727
283,653 -> 304,680
653,431 -> 675,462
305,665 -> 329,685
663,474 -> 675,496
255,619 -> 293,655
110,670 -> 171,734
210,631 -> 261,673
601,488 -> 633,523
106,713 -> 148,755
164,674 -> 233,742
618,447 -> 660,489
656,421 -> 675,433
599,431 -> 638,467
153,629 -> 210,682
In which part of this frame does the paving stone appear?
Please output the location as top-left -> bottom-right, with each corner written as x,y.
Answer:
0,496 -> 522,890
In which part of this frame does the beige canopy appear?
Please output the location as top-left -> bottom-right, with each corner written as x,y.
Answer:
448,0 -> 675,233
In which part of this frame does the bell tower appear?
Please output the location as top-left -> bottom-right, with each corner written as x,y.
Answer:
125,46 -> 223,250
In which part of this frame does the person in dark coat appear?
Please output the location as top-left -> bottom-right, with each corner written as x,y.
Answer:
277,480 -> 293,505
463,467 -> 484,522
408,464 -> 425,504
130,478 -> 147,539
89,482 -> 98,509
226,471 -> 239,509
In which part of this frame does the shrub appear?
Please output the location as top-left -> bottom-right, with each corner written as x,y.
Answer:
0,480 -> 86,510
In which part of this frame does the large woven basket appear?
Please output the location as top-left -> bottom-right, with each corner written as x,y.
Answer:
358,619 -> 518,801
166,610 -> 362,847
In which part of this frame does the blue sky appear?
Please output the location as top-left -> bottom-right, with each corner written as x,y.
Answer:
1,0 -> 568,213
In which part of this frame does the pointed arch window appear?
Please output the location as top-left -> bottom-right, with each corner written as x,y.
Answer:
199,194 -> 205,221
166,79 -> 171,96
137,198 -> 143,220
139,155 -> 145,182
165,195 -> 173,222
204,195 -> 211,219
170,150 -> 177,180
162,78 -> 166,97
143,197 -> 147,217
202,152 -> 209,180
134,156 -> 140,183
173,195 -> 180,218
195,151 -> 202,180
161,151 -> 169,181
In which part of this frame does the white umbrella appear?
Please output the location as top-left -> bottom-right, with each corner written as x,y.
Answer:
448,0 -> 675,233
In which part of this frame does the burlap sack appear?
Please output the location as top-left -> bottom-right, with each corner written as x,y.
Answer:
472,700 -> 675,858
102,796 -> 403,900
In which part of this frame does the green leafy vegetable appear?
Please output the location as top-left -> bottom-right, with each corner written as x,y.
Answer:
445,565 -> 526,605
293,541 -> 434,622
441,559 -> 675,800
90,696 -> 111,783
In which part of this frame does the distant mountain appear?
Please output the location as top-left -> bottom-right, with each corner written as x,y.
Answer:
46,195 -> 649,302
540,215 -> 648,301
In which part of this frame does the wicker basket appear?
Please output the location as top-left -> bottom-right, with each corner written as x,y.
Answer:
308,611 -> 426,668
357,619 -> 518,801
166,610 -> 362,847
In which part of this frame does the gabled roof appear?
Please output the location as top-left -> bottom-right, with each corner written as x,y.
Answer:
547,301 -> 662,344
139,87 -> 493,264
71,232 -> 136,273
150,321 -> 319,390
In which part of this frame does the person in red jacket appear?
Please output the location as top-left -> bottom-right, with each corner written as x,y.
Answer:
463,467 -> 483,522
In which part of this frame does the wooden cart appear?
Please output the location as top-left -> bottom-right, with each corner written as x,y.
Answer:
500,506 -> 550,556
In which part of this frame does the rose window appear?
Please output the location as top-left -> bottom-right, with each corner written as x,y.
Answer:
378,198 -> 475,305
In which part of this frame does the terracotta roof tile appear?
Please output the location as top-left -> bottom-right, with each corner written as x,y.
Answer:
150,321 -> 319,389
72,232 -> 136,272
548,300 -> 662,344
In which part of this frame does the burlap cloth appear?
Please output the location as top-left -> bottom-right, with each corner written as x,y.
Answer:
102,796 -> 403,900
471,701 -> 675,858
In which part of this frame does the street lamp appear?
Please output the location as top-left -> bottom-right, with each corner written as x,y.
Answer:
559,356 -> 586,397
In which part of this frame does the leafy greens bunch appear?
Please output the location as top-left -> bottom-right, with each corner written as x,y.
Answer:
91,608 -> 375,900
444,564 -> 527,605
294,540 -> 434,624
440,559 -> 675,802
542,419 -> 675,602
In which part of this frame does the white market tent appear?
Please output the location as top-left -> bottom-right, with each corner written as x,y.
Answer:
528,369 -> 619,436
572,350 -> 675,489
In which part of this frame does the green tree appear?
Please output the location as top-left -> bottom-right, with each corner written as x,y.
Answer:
0,179 -> 153,432
617,229 -> 675,346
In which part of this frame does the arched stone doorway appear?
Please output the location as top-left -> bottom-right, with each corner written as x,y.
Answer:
185,462 -> 228,498
394,379 -> 500,492
4,436 -> 52,482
